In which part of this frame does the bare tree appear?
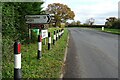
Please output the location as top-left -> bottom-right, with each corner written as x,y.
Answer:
85,18 -> 95,26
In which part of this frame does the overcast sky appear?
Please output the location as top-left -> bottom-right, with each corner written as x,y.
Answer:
43,0 -> 119,25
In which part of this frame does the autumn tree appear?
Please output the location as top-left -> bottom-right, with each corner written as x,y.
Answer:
46,3 -> 75,27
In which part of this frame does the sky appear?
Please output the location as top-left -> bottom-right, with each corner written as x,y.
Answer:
42,0 -> 119,25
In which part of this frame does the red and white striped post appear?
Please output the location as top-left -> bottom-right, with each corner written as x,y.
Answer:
53,31 -> 56,45
14,42 -> 22,80
38,34 -> 42,59
48,32 -> 51,50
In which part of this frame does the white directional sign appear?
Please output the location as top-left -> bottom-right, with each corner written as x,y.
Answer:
41,29 -> 48,39
25,14 -> 51,24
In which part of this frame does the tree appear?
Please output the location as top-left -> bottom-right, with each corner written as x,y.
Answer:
2,2 -> 44,43
70,20 -> 81,25
89,18 -> 95,25
105,17 -> 117,28
76,20 -> 81,25
112,19 -> 120,29
85,18 -> 95,26
71,21 -> 76,25
46,3 -> 75,27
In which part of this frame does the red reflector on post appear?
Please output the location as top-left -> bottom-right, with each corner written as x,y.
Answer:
18,43 -> 21,53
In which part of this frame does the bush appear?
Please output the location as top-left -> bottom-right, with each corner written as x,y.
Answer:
31,30 -> 38,43
67,24 -> 106,28
2,36 -> 14,62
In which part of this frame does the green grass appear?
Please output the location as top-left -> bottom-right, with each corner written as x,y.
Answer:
2,28 -> 68,79
94,28 -> 120,35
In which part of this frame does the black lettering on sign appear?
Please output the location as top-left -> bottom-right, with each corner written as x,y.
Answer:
43,16 -> 46,19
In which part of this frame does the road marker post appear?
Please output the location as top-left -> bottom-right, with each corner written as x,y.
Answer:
102,27 -> 104,31
61,29 -> 62,36
59,30 -> 61,39
60,29 -> 61,38
56,30 -> 59,41
53,31 -> 56,45
62,29 -> 64,35
37,34 -> 42,59
48,32 -> 51,50
60,29 -> 62,38
62,29 -> 64,36
61,29 -> 62,37
14,42 -> 22,80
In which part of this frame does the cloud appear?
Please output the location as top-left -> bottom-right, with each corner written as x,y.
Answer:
43,0 -> 119,24
119,1 -> 120,18
73,0 -> 118,24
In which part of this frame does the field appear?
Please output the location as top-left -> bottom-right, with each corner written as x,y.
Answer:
2,28 -> 68,79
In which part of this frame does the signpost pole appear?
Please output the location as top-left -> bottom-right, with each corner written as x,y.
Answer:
28,24 -> 31,40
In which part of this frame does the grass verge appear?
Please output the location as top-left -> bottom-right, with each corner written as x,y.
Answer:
94,28 -> 120,35
2,28 -> 68,79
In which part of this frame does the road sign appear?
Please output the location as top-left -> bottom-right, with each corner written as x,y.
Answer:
25,14 -> 51,24
41,29 -> 48,39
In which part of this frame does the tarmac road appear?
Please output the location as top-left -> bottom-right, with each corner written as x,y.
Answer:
63,28 -> 118,78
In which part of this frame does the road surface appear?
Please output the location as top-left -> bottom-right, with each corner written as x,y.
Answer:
63,28 -> 118,78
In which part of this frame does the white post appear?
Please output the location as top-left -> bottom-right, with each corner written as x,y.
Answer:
102,27 -> 104,31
